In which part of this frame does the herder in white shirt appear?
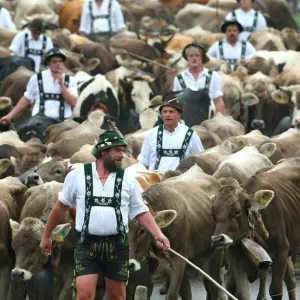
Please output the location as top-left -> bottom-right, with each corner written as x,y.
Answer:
139,92 -> 204,173
79,0 -> 126,41
40,130 -> 170,300
0,48 -> 77,125
225,0 -> 267,41
173,43 -> 225,114
207,20 -> 256,72
0,5 -> 16,30
9,18 -> 54,72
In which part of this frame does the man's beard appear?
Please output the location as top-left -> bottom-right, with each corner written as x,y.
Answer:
103,158 -> 121,172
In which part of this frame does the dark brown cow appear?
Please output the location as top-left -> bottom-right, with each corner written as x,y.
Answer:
211,158 -> 300,300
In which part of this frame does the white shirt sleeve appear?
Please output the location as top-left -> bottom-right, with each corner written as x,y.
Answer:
67,76 -> 78,97
9,32 -> 23,55
246,42 -> 256,57
79,1 -> 91,34
58,169 -> 78,207
3,9 -> 16,30
225,11 -> 234,21
257,12 -> 267,30
188,131 -> 204,153
46,36 -> 54,52
173,75 -> 182,92
207,42 -> 218,58
128,175 -> 149,220
211,71 -> 223,100
138,132 -> 152,167
24,74 -> 38,102
113,0 -> 126,31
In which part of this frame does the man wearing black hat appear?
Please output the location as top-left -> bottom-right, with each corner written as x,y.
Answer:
139,92 -> 204,173
0,48 -> 77,125
207,20 -> 256,71
9,18 -> 54,72
225,0 -> 267,41
40,129 -> 170,300
173,43 -> 225,114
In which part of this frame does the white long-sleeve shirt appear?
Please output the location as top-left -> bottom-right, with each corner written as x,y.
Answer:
9,32 -> 53,72
225,8 -> 267,41
24,69 -> 78,120
173,68 -> 223,101
138,123 -> 204,173
59,163 -> 149,235
79,0 -> 126,35
207,39 -> 256,71
0,6 -> 16,30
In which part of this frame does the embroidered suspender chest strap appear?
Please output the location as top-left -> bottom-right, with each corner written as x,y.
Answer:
176,70 -> 212,92
37,72 -> 70,121
176,74 -> 187,89
218,40 -> 247,65
89,0 -> 112,35
24,33 -> 47,56
80,163 -> 126,244
232,10 -> 258,32
154,126 -> 194,170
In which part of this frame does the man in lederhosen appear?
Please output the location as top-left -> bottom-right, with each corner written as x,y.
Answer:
207,20 -> 256,72
139,92 -> 204,173
225,0 -> 267,41
9,18 -> 54,72
173,43 -> 225,116
79,0 -> 126,42
0,48 -> 77,125
40,130 -> 170,300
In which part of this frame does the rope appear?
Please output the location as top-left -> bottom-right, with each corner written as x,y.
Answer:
168,248 -> 300,300
168,248 -> 238,300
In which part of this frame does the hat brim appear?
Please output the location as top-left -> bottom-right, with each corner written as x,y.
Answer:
182,43 -> 209,63
159,103 -> 183,113
93,140 -> 127,153
221,21 -> 244,33
44,53 -> 67,65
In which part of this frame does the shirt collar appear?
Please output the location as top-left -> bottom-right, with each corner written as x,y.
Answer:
223,38 -> 242,47
185,68 -> 209,78
163,123 -> 180,134
28,32 -> 43,41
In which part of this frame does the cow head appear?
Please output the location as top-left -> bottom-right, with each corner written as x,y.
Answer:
128,210 -> 177,262
23,157 -> 71,188
271,85 -> 300,128
211,178 -> 274,248
10,218 -> 71,280
119,72 -> 156,114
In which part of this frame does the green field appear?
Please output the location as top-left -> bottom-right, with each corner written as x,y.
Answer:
294,14 -> 300,26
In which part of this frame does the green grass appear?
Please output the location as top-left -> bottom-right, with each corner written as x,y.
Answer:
294,14 -> 300,26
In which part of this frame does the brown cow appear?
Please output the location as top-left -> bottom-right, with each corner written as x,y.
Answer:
129,177 -> 225,300
0,176 -> 27,299
59,0 -> 84,33
211,158 -> 300,300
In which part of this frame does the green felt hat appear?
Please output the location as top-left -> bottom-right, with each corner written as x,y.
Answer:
92,131 -> 127,157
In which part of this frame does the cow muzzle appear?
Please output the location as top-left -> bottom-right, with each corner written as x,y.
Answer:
251,119 -> 265,130
12,268 -> 32,281
25,173 -> 43,188
211,234 -> 233,248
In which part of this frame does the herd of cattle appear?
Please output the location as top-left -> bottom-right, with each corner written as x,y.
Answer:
0,0 -> 300,299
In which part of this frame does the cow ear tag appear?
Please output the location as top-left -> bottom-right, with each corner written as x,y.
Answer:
156,215 -> 166,227
0,159 -> 10,174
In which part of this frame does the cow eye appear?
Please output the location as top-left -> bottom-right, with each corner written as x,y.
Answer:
232,211 -> 241,218
138,228 -> 146,236
54,169 -> 63,175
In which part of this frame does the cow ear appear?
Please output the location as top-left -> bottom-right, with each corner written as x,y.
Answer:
0,158 -> 10,174
10,219 -> 20,238
271,89 -> 290,104
242,92 -> 259,106
258,142 -> 277,159
153,210 -> 177,228
249,190 -> 274,211
51,223 -> 71,242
